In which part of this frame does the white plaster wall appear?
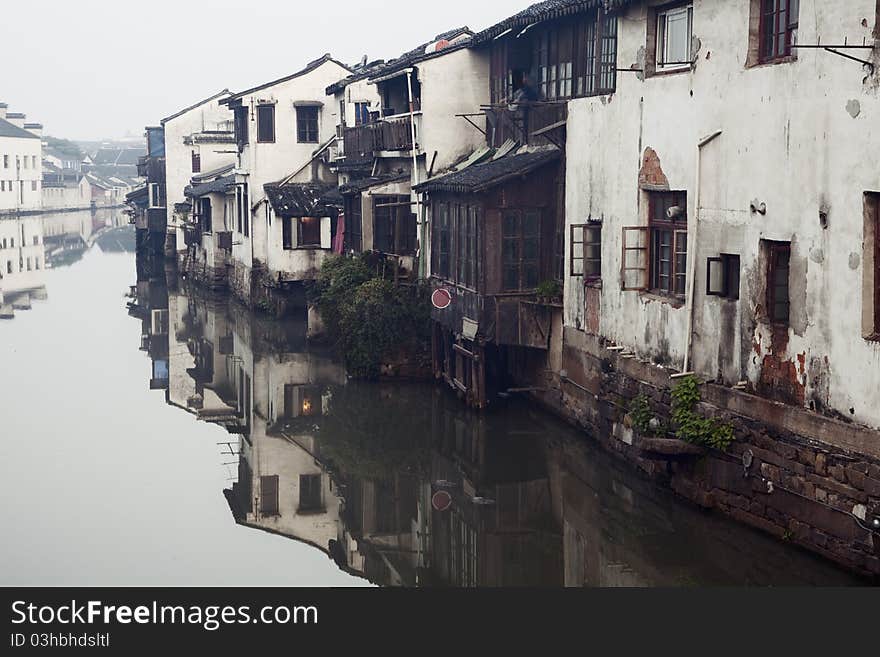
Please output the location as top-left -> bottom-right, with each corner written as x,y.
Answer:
0,134 -> 42,211
418,48 -> 491,173
232,60 -> 350,277
564,0 -> 880,427
162,93 -> 234,249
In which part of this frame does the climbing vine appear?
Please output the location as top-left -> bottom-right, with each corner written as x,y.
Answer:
670,375 -> 735,451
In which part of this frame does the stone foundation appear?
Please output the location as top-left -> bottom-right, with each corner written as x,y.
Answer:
528,326 -> 880,579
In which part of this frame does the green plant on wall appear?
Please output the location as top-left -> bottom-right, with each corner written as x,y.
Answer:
535,279 -> 562,300
670,375 -> 735,451
628,394 -> 654,433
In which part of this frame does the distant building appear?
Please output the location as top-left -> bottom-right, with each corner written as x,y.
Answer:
0,104 -> 43,213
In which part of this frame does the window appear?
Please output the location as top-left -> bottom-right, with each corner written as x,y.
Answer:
31,155 -> 36,168
26,257 -> 31,271
570,223 -> 602,280
354,102 -> 370,126
196,198 -> 212,233
148,183 -> 162,208
6,261 -> 11,274
344,194 -> 363,252
31,181 -> 37,191
656,4 -> 693,71
433,203 -> 451,279
760,0 -> 799,62
298,216 -> 321,247
296,106 -> 319,143
373,195 -> 415,256
236,184 -> 249,236
34,257 -> 39,270
766,241 -> 791,324
3,155 -> 7,168
151,309 -> 169,335
298,474 -> 323,512
257,104 -> 275,143
260,475 -> 279,516
707,253 -> 741,300
1,181 -> 4,191
32,235 -> 38,245
22,157 -> 28,169
502,209 -> 541,291
648,191 -> 688,298
191,151 -> 201,173
233,106 -> 249,146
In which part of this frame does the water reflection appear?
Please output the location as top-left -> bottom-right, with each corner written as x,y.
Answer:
129,272 -> 863,586
0,207 -> 131,318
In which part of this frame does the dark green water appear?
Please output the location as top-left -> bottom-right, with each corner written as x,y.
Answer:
0,211 -> 864,586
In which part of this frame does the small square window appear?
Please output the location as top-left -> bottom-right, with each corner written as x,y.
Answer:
706,253 -> 740,300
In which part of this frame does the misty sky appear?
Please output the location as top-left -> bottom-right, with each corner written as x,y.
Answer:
0,0 -> 523,142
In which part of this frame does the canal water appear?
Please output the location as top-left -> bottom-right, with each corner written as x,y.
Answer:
0,211 -> 864,586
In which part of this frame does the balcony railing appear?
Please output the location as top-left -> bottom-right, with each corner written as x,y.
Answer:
340,113 -> 419,164
484,101 -> 567,148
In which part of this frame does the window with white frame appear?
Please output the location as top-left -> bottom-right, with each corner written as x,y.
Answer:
656,4 -> 693,71
148,183 -> 162,208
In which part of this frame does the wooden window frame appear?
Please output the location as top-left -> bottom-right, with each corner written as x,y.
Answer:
621,226 -> 649,291
766,241 -> 791,325
502,209 -> 541,292
298,474 -> 323,513
256,104 -> 275,143
646,191 -> 688,299
296,106 -> 320,143
191,150 -> 201,173
759,0 -> 799,63
706,253 -> 741,300
344,194 -> 363,252
570,223 -> 602,280
373,195 -> 415,257
233,106 -> 249,147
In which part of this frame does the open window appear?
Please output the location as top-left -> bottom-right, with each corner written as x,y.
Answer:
654,3 -> 693,72
706,253 -> 740,300
570,222 -> 602,281
621,226 -> 648,291
648,191 -> 688,298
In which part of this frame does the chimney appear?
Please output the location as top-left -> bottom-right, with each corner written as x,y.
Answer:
0,103 -> 7,120
7,112 -> 26,128
25,123 -> 43,138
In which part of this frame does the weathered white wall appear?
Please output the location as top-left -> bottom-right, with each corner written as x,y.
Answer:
564,0 -> 880,428
162,92 -> 234,250
231,59 -> 350,280
41,177 -> 91,210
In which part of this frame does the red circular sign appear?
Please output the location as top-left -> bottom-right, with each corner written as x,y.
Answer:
431,288 -> 452,310
431,490 -> 452,512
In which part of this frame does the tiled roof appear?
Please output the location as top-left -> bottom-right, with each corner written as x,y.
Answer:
224,54 -> 352,104
471,0 -> 634,45
0,118 -> 40,140
339,172 -> 410,195
185,174 -> 235,199
367,27 -> 474,81
263,182 -> 342,217
414,148 -> 560,193
161,89 -> 230,125
327,27 -> 473,94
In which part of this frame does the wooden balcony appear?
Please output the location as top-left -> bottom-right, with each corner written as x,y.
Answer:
484,101 -> 567,149
340,113 -> 419,164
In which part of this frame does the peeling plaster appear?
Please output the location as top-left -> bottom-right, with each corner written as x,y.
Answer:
846,99 -> 862,118
848,252 -> 861,270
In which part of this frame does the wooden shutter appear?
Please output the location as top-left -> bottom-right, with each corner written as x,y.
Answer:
621,227 -> 648,290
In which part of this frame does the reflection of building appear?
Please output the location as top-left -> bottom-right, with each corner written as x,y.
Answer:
0,213 -> 46,317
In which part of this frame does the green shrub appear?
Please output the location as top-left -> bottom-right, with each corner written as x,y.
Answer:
671,375 -> 735,451
309,255 -> 431,378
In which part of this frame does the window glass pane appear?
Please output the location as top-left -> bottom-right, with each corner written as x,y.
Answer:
503,212 -> 519,237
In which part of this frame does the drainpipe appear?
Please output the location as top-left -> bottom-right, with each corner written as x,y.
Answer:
405,69 -> 425,279
682,130 -> 722,375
